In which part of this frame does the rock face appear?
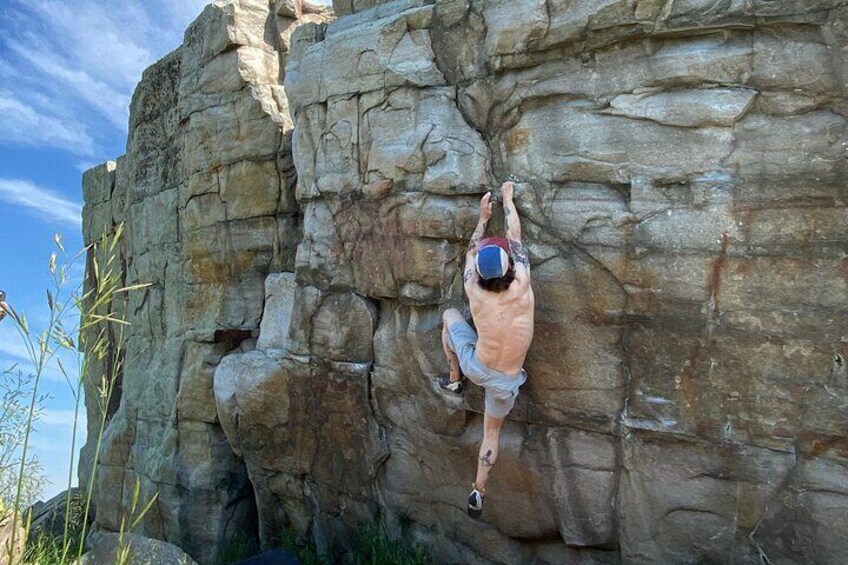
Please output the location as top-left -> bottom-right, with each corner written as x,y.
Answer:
81,0 -> 848,564
79,1 -> 329,562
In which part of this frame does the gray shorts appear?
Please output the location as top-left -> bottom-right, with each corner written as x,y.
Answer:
446,318 -> 526,419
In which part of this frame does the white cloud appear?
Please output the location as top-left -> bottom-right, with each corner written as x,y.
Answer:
7,42 -> 131,130
18,1 -> 154,91
0,178 -> 83,227
0,348 -> 78,387
0,92 -> 97,155
0,326 -> 35,366
38,408 -> 82,427
1,0 -> 208,159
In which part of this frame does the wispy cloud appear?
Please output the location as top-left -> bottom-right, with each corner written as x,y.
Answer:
7,42 -> 131,130
0,178 -> 83,226
0,91 -> 96,155
0,353 -> 75,387
38,408 -> 81,427
0,0 -> 208,159
0,325 -> 35,366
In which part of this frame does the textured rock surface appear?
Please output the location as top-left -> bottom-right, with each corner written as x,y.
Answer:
79,2 -> 330,563
81,532 -> 199,565
82,0 -> 848,563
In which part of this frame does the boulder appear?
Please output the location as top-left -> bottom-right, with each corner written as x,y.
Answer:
81,532 -> 199,565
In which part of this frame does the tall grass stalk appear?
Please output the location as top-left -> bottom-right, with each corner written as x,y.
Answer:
1,226 -> 150,564
115,477 -> 160,565
3,234 -> 78,563
0,369 -> 46,509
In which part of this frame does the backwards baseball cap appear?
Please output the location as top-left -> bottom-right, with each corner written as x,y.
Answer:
476,237 -> 510,279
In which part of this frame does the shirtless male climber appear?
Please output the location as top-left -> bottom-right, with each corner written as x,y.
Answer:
439,180 -> 535,519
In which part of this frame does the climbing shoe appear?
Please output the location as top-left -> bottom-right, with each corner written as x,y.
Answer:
467,487 -> 484,519
438,374 -> 464,394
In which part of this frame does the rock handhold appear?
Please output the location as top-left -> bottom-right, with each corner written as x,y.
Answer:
605,87 -> 758,127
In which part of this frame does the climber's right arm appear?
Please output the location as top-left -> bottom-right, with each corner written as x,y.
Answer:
463,192 -> 492,287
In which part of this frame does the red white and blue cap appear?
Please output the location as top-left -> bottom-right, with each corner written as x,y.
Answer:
475,237 -> 510,279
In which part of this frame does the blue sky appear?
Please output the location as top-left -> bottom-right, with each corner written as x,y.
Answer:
0,0 -> 208,501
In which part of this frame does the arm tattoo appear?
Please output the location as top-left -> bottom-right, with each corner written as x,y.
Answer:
480,449 -> 494,467
509,239 -> 530,269
504,200 -> 521,241
463,268 -> 474,283
468,219 -> 486,252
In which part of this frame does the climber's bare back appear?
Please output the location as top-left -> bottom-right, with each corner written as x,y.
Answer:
466,266 -> 534,376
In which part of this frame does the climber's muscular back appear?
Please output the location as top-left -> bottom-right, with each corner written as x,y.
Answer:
467,267 -> 535,376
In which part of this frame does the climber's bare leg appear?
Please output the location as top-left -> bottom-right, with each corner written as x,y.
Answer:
442,308 -> 463,383
474,411 -> 504,492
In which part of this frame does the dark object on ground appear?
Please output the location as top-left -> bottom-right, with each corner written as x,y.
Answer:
233,548 -> 300,565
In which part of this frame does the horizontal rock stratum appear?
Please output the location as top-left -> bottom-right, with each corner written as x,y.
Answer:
81,0 -> 848,563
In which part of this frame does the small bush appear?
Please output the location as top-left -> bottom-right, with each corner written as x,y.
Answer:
278,529 -> 326,565
272,519 -> 428,565
355,521 -> 427,565
216,536 -> 260,565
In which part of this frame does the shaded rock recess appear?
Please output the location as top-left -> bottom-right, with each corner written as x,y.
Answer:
81,0 -> 848,563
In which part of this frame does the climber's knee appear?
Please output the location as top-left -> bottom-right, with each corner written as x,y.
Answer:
442,309 -> 464,353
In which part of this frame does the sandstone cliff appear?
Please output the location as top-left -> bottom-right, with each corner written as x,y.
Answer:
81,0 -> 848,563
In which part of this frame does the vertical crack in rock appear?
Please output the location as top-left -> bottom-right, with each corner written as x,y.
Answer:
705,231 -> 730,338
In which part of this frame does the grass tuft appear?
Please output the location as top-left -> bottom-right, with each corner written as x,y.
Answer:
355,521 -> 427,565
